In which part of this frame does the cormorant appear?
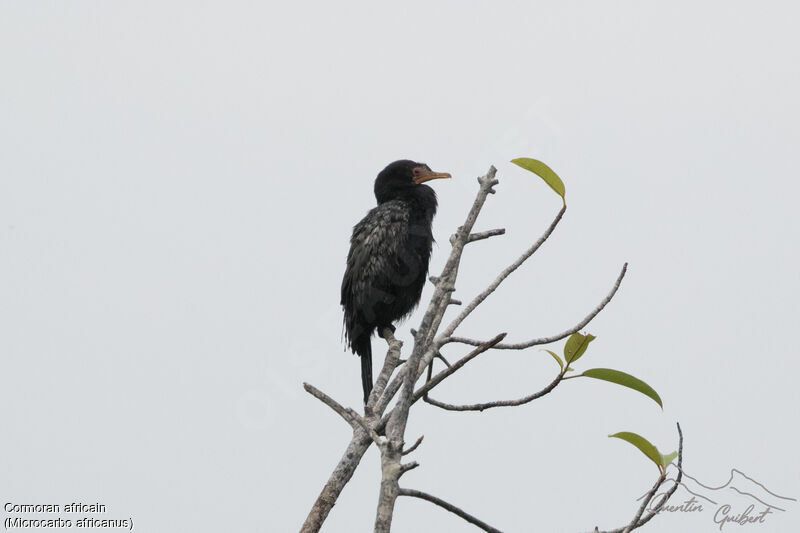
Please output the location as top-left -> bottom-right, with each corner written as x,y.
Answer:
341,160 -> 451,404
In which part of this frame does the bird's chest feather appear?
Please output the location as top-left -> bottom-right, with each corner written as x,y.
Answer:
353,202 -> 432,289
387,207 -> 432,276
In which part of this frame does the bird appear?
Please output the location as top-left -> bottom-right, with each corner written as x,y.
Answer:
341,160 -> 451,405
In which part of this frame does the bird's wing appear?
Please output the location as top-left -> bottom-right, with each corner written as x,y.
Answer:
341,200 -> 410,309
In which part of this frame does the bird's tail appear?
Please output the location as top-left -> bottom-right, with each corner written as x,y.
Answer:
355,334 -> 373,405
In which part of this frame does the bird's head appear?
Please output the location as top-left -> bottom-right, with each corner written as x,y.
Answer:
374,160 -> 451,204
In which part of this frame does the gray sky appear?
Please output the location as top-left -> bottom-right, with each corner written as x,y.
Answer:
1,2 -> 798,532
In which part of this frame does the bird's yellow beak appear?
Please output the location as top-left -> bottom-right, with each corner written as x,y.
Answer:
413,169 -> 452,185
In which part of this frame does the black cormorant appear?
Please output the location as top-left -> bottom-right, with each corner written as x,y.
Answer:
341,160 -> 451,404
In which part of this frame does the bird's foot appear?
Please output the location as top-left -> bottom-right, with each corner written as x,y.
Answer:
377,325 -> 396,338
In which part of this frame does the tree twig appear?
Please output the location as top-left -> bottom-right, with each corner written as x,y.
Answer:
398,488 -> 503,533
438,203 -> 566,340
468,228 -> 506,242
303,382 -> 383,445
435,352 -> 452,367
303,382 -> 354,426
412,333 -> 507,403
413,168 -> 499,356
366,328 -> 403,414
423,370 -> 565,412
622,473 -> 666,533
446,263 -> 627,350
399,462 -> 419,475
402,435 -> 424,456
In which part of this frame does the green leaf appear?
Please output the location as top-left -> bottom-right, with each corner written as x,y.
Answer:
609,431 -> 662,469
581,368 -> 663,408
541,349 -> 564,371
563,332 -> 595,364
661,451 -> 678,468
510,158 -> 566,203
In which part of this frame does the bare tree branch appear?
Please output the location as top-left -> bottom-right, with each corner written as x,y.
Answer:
622,473 -> 666,533
412,333 -> 507,403
438,203 -> 566,340
402,435 -> 424,456
375,366 -> 407,417
435,352 -> 452,367
398,488 -> 503,533
399,462 -> 419,475
423,370 -> 565,412
303,382 -> 355,426
366,328 -> 403,414
413,168 -> 499,354
376,169 -> 500,532
467,228 -> 506,242
303,382 -> 383,445
300,331 -> 409,533
446,263 -> 627,350
299,429 -> 372,533
346,408 -> 384,447
375,444 -> 403,533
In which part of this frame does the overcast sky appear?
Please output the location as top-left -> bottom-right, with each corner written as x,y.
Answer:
1,2 -> 798,532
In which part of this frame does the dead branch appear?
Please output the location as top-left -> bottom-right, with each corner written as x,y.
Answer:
423,370 -> 565,412
446,263 -> 627,350
398,488 -> 503,533
622,473 -> 667,533
438,203 -> 567,340
303,383 -> 383,445
366,328 -> 403,414
299,429 -> 372,533
468,228 -> 506,242
401,435 -> 424,456
412,333 -> 507,403
300,331 -> 408,533
399,462 -> 419,475
302,383 -> 357,428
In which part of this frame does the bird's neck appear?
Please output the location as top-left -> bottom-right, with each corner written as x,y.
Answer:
388,186 -> 437,222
